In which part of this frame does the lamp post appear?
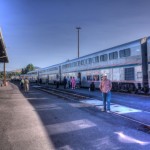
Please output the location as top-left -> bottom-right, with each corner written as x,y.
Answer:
76,27 -> 81,58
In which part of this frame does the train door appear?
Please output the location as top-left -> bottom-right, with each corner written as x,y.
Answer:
78,72 -> 81,86
59,66 -> 61,83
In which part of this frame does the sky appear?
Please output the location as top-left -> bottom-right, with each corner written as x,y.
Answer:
0,0 -> 150,71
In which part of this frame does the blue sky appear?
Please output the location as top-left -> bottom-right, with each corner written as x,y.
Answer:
0,0 -> 150,71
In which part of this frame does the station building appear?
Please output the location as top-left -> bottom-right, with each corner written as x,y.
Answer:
0,29 -> 9,86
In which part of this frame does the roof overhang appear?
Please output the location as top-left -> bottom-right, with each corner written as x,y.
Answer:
0,31 -> 8,63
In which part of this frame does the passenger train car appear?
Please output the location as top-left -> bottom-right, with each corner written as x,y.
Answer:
25,37 -> 150,93
26,70 -> 38,83
147,37 -> 150,89
38,64 -> 61,84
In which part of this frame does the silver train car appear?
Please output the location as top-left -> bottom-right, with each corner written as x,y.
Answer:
38,64 -> 61,84
26,70 -> 38,83
61,37 -> 149,93
26,37 -> 150,93
147,37 -> 150,89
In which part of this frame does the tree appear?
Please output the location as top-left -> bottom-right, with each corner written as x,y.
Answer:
26,64 -> 34,73
21,64 -> 35,74
21,68 -> 26,74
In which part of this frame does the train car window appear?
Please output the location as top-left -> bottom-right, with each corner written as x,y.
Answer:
109,51 -> 118,60
100,54 -> 108,61
66,64 -> 69,68
88,58 -> 93,64
93,75 -> 99,81
125,48 -> 131,57
92,57 -> 95,63
104,54 -> 108,61
78,61 -> 81,66
95,56 -> 99,62
74,62 -> 77,67
109,53 -> 113,60
120,49 -> 131,58
119,50 -> 125,58
114,51 -> 118,59
87,75 -> 92,81
81,60 -> 84,65
125,67 -> 135,80
137,72 -> 142,79
84,59 -> 87,64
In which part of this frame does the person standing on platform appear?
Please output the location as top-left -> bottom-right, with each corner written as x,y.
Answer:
20,78 -> 24,90
24,78 -> 29,92
63,76 -> 67,89
70,76 -> 72,88
56,77 -> 59,88
99,74 -> 112,112
66,76 -> 70,88
71,77 -> 76,89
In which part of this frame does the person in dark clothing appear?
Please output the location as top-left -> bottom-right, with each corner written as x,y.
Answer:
56,78 -> 59,88
90,82 -> 95,91
39,78 -> 42,84
63,76 -> 67,89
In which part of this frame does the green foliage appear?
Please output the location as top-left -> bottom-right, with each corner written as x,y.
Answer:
0,64 -> 35,79
21,64 -> 35,74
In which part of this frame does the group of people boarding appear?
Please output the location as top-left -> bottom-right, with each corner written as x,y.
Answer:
63,76 -> 80,89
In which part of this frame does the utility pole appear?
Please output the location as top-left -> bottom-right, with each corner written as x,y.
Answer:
76,27 -> 81,58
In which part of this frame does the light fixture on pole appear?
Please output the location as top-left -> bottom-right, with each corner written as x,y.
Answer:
76,27 -> 81,58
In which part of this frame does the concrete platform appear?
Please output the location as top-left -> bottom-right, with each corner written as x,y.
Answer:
1,82 -> 150,150
0,83 -> 55,150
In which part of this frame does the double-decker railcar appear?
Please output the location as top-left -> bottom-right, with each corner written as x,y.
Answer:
38,64 -> 61,84
26,36 -> 149,94
61,37 -> 149,93
26,70 -> 38,83
147,37 -> 150,89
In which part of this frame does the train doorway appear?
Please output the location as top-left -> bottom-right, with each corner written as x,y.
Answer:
78,72 -> 81,86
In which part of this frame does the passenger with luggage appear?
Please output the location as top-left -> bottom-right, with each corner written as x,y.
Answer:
99,74 -> 112,112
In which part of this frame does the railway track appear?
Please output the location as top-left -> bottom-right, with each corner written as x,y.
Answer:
33,85 -> 150,134
33,85 -> 92,101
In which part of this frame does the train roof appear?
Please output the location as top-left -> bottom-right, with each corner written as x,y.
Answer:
31,36 -> 149,72
61,37 -> 145,64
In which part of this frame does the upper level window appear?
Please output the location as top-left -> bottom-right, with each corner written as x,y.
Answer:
100,54 -> 108,61
88,58 -> 93,64
81,60 -> 84,65
109,51 -> 118,60
78,61 -> 81,66
119,48 -> 131,58
84,59 -> 87,64
95,56 -> 99,63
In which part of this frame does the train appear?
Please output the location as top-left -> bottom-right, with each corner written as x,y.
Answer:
21,36 -> 150,94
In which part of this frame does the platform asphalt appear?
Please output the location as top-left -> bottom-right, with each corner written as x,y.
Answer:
33,84 -> 150,128
0,82 -> 150,150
